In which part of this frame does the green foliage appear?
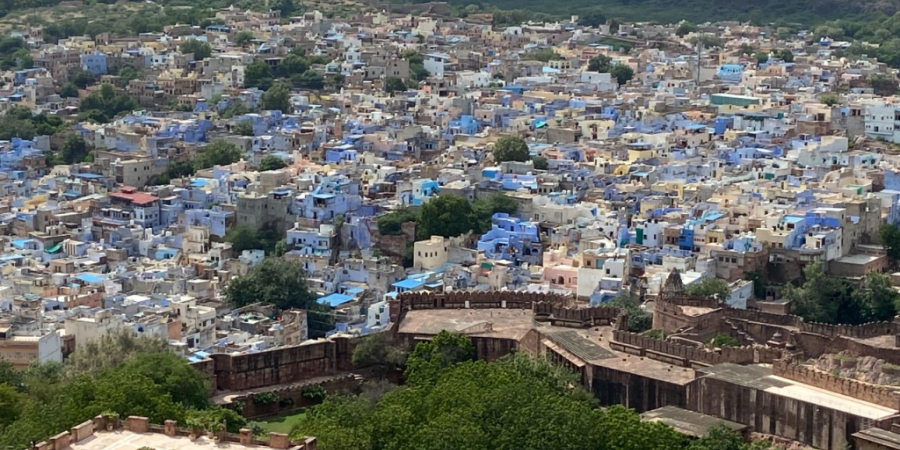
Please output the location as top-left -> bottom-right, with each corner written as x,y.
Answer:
641,329 -> 667,340
234,31 -> 255,47
607,291 -> 651,333
234,120 -> 254,136
493,135 -> 530,163
60,135 -> 89,164
225,223 -> 264,253
577,10 -> 606,27
71,68 -> 96,89
244,61 -> 274,89
754,52 -> 769,64
224,258 -> 331,335
291,71 -> 324,90
253,392 -> 280,405
383,76 -> 406,93
60,82 -> 79,99
526,48 -> 564,62
417,195 -> 476,239
78,83 -> 138,123
820,92 -> 840,106
193,140 -> 242,170
294,352 -> 700,450
686,277 -> 730,302
219,102 -> 250,119
588,54 -> 612,72
63,328 -> 168,378
259,155 -> 287,171
610,64 -> 635,85
404,331 -> 476,386
709,332 -> 740,348
532,155 -> 549,170
275,54 -> 309,78
186,406 -> 246,433
688,424 -> 772,450
301,386 -> 327,402
773,49 -> 794,62
167,160 -> 196,180
260,82 -> 292,113
0,348 -> 213,450
786,262 -> 898,325
882,223 -> 900,263
676,21 -> 698,37
869,73 -> 898,96
0,106 -> 65,141
179,39 -> 212,60
351,332 -> 407,378
376,207 -> 418,236
116,64 -> 142,88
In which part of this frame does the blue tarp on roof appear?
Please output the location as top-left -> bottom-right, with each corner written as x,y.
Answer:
318,293 -> 355,307
75,273 -> 104,283
393,278 -> 426,290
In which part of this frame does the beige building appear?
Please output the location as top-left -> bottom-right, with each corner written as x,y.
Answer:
413,236 -> 449,270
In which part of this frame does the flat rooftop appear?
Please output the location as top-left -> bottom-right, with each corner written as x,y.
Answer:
71,430 -> 266,450
397,308 -> 535,341
641,406 -> 747,437
700,363 -> 899,420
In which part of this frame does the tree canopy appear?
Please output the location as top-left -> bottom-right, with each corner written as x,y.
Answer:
0,332 -> 227,450
383,76 -> 407,93
493,135 -> 530,163
882,223 -> 900,264
78,83 -> 138,124
610,64 -> 635,85
686,278 -> 731,302
588,54 -> 612,72
260,82 -> 292,113
786,262 -> 898,324
193,140 -> 242,170
179,39 -> 212,61
294,332 -> 768,450
259,155 -> 288,171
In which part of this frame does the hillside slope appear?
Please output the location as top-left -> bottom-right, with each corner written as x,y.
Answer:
447,0 -> 900,25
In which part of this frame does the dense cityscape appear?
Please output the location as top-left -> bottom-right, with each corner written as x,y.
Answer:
1,1 -> 900,449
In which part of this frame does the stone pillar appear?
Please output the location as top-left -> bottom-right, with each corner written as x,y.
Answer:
164,420 -> 177,437
268,432 -> 291,449
239,429 -> 253,445
126,416 -> 149,433
894,334 -> 900,348
49,432 -> 70,450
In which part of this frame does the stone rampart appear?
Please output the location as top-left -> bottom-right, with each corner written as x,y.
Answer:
611,330 -> 765,367
773,359 -> 900,410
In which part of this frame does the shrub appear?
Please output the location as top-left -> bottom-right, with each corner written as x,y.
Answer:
252,391 -> 279,405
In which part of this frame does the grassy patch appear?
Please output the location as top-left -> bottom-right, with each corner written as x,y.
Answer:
257,411 -> 306,435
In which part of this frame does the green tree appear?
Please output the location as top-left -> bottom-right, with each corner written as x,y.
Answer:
117,64 -> 141,88
351,332 -> 407,378
64,328 -> 167,378
376,207 -> 418,236
404,331 -> 475,386
260,81 -> 291,113
193,140 -> 242,170
259,155 -> 287,171
527,47 -> 563,62
854,271 -> 899,323
224,258 -> 316,311
532,155 -> 549,170
60,134 -> 88,164
686,277 -> 730,302
234,31 -> 255,47
179,39 -> 212,61
578,11 -> 607,27
225,223 -> 263,253
274,54 -> 309,78
786,262 -> 864,324
71,68 -> 96,89
60,82 -> 79,98
383,76 -> 407,92
754,52 -> 769,64
417,195 -> 476,239
773,49 -> 794,62
588,55 -> 612,72
492,135 -> 530,163
243,61 -> 273,89
234,120 -> 254,136
709,332 -> 740,348
278,0 -> 295,17
610,64 -> 634,85
167,160 -> 195,179
291,71 -> 324,90
675,21 -> 698,37
0,383 -> 21,430
869,73 -> 897,96
882,223 -> 900,264
820,92 -> 840,106
608,291 -> 651,333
